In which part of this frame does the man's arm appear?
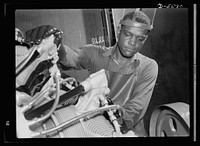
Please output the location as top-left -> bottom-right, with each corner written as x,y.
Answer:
57,44 -> 103,71
57,44 -> 85,70
119,60 -> 158,129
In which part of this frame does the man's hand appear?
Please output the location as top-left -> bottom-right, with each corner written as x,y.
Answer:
75,86 -> 110,114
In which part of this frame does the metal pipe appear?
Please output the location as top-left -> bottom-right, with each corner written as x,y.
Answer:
99,95 -> 121,135
28,71 -> 60,128
21,86 -> 52,113
22,77 -> 77,113
31,104 -> 120,138
16,45 -> 39,77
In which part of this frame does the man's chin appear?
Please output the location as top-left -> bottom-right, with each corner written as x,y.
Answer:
121,51 -> 135,58
117,45 -> 136,58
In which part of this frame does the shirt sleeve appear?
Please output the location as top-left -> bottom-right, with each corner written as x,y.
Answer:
120,59 -> 158,129
57,44 -> 95,71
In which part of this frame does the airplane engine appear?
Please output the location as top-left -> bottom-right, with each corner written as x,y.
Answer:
16,25 -> 137,138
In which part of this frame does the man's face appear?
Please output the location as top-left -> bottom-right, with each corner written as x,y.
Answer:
117,25 -> 149,58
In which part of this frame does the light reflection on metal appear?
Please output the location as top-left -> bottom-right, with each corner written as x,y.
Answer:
149,102 -> 190,137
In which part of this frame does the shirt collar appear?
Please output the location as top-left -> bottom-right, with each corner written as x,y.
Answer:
102,44 -> 140,63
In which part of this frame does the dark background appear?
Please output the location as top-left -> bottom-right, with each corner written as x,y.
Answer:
140,8 -> 190,133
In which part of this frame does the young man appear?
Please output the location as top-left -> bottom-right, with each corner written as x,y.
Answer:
57,10 -> 158,136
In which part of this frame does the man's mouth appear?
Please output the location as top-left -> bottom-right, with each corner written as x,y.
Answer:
125,47 -> 136,52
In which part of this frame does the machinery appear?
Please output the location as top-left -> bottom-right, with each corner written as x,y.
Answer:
149,102 -> 190,137
15,25 -> 137,138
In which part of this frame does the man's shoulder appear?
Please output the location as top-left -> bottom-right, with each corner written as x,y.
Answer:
138,53 -> 158,69
138,53 -> 156,63
80,44 -> 111,54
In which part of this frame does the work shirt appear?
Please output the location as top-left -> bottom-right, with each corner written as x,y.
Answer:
57,44 -> 158,130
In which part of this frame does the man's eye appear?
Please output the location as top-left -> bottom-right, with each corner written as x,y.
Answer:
124,32 -> 130,36
137,37 -> 146,41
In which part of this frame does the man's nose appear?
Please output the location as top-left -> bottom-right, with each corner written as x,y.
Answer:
129,36 -> 136,46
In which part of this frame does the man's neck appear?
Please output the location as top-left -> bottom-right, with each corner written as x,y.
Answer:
113,45 -> 135,67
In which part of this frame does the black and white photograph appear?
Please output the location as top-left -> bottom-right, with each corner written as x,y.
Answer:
3,3 -> 197,142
